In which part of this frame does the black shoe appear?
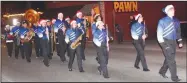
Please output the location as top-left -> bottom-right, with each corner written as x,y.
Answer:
134,65 -> 140,69
79,69 -> 85,72
159,72 -> 168,78
103,74 -> 110,78
143,68 -> 150,71
44,63 -> 49,67
172,79 -> 181,82
22,56 -> 25,59
27,59 -> 31,63
69,69 -> 72,71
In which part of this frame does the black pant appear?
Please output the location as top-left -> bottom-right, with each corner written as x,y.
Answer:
93,42 -> 99,64
20,43 -> 24,59
23,41 -> 32,62
116,32 -> 123,43
14,43 -> 21,58
6,42 -> 13,57
96,43 -> 109,76
133,39 -> 148,69
56,43 -> 60,56
34,38 -> 42,57
68,45 -> 83,71
80,34 -> 86,60
40,39 -> 49,65
159,39 -> 178,81
48,37 -> 53,58
59,41 -> 67,62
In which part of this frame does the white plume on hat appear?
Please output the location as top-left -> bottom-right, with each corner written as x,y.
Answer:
65,17 -> 70,21
96,21 -> 104,27
134,13 -> 142,20
40,19 -> 47,25
76,11 -> 82,17
164,5 -> 174,14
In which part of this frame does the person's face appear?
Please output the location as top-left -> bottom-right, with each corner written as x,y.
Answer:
47,22 -> 51,26
72,22 -> 77,28
16,23 -> 20,26
22,23 -> 27,28
67,20 -> 70,23
33,23 -> 38,26
58,13 -> 64,19
167,8 -> 175,17
138,16 -> 143,23
78,13 -> 83,18
97,16 -> 101,21
42,22 -> 47,27
98,22 -> 104,29
130,16 -> 133,20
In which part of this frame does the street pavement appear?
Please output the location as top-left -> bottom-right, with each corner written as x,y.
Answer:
1,40 -> 186,82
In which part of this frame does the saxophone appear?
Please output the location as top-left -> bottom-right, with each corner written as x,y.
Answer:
21,29 -> 35,43
70,33 -> 83,49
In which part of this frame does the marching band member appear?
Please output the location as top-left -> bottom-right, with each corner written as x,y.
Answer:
157,5 -> 182,82
131,13 -> 150,71
92,14 -> 102,64
4,25 -> 14,58
33,22 -> 42,58
10,22 -> 23,59
76,11 -> 86,61
93,21 -> 110,78
65,20 -> 85,72
19,20 -> 32,63
37,20 -> 50,67
65,17 -> 71,29
54,13 -> 68,63
46,20 -> 53,59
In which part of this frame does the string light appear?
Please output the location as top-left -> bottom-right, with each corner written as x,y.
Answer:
3,12 -> 43,18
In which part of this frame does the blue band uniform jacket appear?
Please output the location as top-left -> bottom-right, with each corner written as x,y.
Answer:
131,22 -> 148,40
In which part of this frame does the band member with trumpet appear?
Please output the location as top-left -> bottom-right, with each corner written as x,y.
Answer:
54,13 -> 68,63
37,20 -> 50,67
19,20 -> 33,63
46,20 -> 53,59
33,22 -> 42,58
131,14 -> 150,71
93,21 -> 110,78
65,20 -> 85,72
157,5 -> 182,82
76,11 -> 86,61
4,25 -> 14,58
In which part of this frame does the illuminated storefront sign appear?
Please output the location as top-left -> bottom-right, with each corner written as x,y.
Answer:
114,2 -> 138,12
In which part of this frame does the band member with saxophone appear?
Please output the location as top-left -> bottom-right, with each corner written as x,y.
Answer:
46,20 -> 53,59
93,21 -> 110,78
33,22 -> 42,58
131,14 -> 150,71
65,20 -> 85,72
54,13 -> 68,63
76,11 -> 86,61
37,20 -> 50,67
19,20 -> 33,63
4,25 -> 14,58
157,5 -> 182,82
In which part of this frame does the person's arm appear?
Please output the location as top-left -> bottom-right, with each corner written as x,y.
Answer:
157,20 -> 165,44
176,20 -> 182,44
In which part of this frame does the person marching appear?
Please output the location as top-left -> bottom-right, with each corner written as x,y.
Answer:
19,20 -> 33,63
65,20 -> 85,72
65,17 -> 71,58
131,13 -> 150,71
46,20 -> 53,59
93,21 -> 110,78
10,22 -> 23,59
37,20 -> 50,67
54,13 -> 68,63
4,25 -> 14,58
76,11 -> 86,61
157,5 -> 182,82
33,22 -> 42,58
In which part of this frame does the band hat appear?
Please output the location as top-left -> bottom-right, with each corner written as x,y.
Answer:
22,20 -> 28,24
65,17 -> 70,21
94,14 -> 100,19
70,20 -> 77,25
58,13 -> 63,19
162,5 -> 174,14
96,21 -> 104,27
40,19 -> 47,25
76,11 -> 82,17
134,13 -> 142,20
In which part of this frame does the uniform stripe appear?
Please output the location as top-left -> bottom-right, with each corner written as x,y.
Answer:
163,28 -> 174,37
164,22 -> 173,31
136,27 -> 141,31
163,25 -> 174,35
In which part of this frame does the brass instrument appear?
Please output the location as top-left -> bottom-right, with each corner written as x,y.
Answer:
70,34 -> 83,49
22,9 -> 40,42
